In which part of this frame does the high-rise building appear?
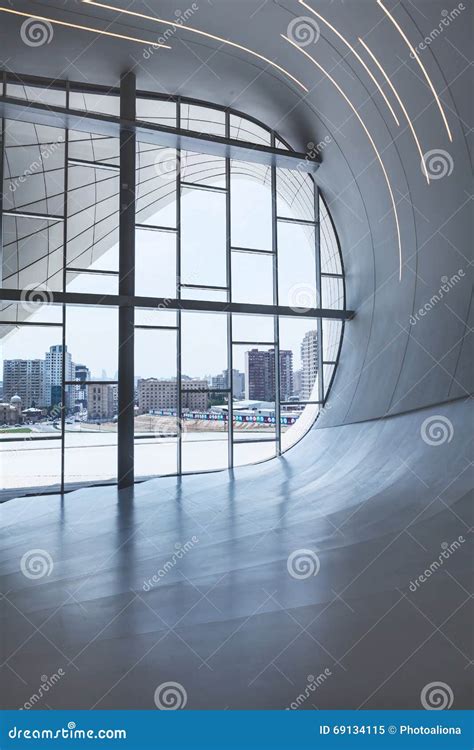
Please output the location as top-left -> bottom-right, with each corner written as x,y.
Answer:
245,349 -> 293,402
138,379 -> 208,414
3,359 -> 45,407
87,383 -> 116,420
44,345 -> 74,410
279,351 -> 294,401
300,330 -> 318,401
74,363 -> 90,409
293,369 -> 303,401
211,368 -> 245,398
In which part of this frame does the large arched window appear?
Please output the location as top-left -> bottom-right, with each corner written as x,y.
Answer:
0,76 -> 346,497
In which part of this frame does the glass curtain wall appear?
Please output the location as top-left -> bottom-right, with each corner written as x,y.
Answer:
0,77 -> 345,497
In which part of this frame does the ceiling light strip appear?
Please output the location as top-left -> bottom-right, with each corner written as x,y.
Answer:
358,37 -> 429,184
81,0 -> 308,92
377,0 -> 452,142
299,0 -> 400,127
0,7 -> 170,47
282,34 -> 403,281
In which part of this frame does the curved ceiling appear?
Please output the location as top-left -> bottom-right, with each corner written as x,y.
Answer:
0,0 -> 472,423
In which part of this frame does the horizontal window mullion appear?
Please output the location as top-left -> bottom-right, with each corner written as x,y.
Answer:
64,380 -> 118,386
3,210 -> 64,222
180,181 -> 227,193
66,268 -> 119,276
68,158 -> 119,172
135,223 -> 177,233
0,289 -> 354,320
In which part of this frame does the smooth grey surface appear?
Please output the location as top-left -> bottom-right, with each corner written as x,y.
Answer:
1,398 -> 472,709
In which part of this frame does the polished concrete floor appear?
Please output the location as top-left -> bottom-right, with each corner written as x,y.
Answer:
1,398 -> 472,710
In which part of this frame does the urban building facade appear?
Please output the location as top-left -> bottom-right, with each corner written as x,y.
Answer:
300,331 -> 318,401
245,349 -> 293,402
45,345 -> 74,409
0,394 -> 23,424
138,379 -> 209,414
3,359 -> 45,408
87,384 -> 116,421
211,368 -> 245,398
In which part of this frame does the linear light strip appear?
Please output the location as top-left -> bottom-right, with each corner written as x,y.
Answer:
377,0 -> 452,142
299,0 -> 400,127
81,0 -> 308,92
0,6 -> 171,47
358,37 -> 429,184
282,34 -> 403,281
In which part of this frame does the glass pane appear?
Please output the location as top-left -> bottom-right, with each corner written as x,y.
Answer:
232,344 -> 276,438
232,314 -> 275,343
135,308 -> 177,327
322,320 -> 343,363
1,323 -> 63,495
180,103 -> 226,136
181,151 -> 226,189
181,434 -> 228,473
1,436 -> 62,496
231,251 -> 274,305
134,326 -> 178,477
278,318 -> 319,402
135,437 -> 177,479
136,97 -> 176,126
320,196 -> 342,275
233,441 -> 276,467
66,305 -> 118,382
181,312 -> 227,380
1,324 -> 62,409
65,271 -> 118,295
180,287 -> 228,302
3,120 -> 65,216
278,221 -> 316,309
64,431 -> 117,488
180,387 -> 229,474
67,163 -> 119,272
135,228 -> 177,298
321,276 -> 344,310
277,170 -> 314,221
231,161 -> 272,251
0,301 -> 62,326
181,187 -> 226,287
136,327 -> 177,414
69,90 -> 120,116
7,83 -> 66,106
210,369 -> 245,397
68,131 -> 119,167
229,115 -> 271,145
136,143 -> 176,228
3,214 -> 63,292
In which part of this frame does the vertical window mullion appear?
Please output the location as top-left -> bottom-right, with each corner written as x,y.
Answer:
176,97 -> 182,476
314,187 -> 324,404
225,111 -> 233,470
60,81 -> 69,492
271,134 -> 281,455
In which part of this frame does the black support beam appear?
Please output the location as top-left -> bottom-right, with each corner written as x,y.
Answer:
0,289 -> 354,321
0,96 -> 319,174
117,71 -> 136,490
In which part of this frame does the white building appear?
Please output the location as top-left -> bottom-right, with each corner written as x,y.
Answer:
44,345 -> 74,409
300,330 -> 318,401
